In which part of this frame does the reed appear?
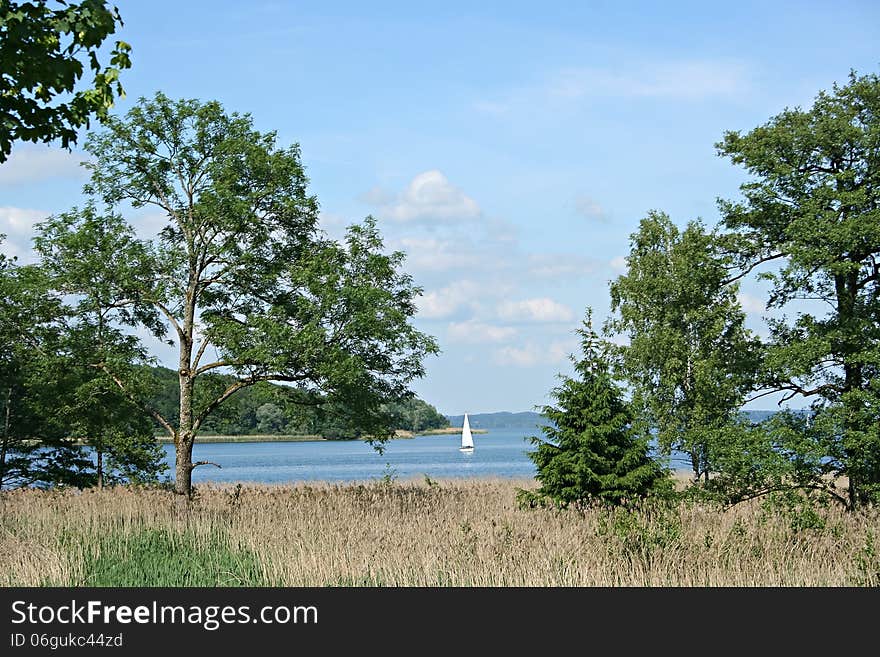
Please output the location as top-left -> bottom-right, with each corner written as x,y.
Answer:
1,479 -> 877,586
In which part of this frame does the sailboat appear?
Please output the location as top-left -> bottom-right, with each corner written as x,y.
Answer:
459,413 -> 474,452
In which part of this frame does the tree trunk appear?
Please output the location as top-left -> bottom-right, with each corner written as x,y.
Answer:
0,387 -> 11,492
175,292 -> 196,503
96,445 -> 103,489
174,438 -> 194,516
175,376 -> 195,506
836,271 -> 864,510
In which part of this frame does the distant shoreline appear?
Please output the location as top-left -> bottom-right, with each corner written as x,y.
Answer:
155,427 -> 488,444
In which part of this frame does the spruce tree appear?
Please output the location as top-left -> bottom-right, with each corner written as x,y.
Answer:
520,311 -> 671,508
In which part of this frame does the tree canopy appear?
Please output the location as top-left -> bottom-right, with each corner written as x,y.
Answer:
607,212 -> 758,482
0,0 -> 131,161
37,92 -> 438,500
716,70 -> 880,509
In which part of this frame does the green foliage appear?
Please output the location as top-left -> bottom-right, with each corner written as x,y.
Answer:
140,364 -> 445,437
716,70 -> 880,509
383,396 -> 449,433
31,208 -> 167,486
852,530 -> 880,586
704,411 -> 847,509
519,311 -> 672,509
37,91 -> 438,495
0,240 -> 166,490
77,527 -> 267,586
595,499 -> 683,564
0,0 -> 132,161
0,251 -> 94,489
607,212 -> 759,482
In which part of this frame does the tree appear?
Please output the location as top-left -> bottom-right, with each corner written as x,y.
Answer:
706,410 -> 849,508
519,311 -> 671,508
383,396 -> 449,433
716,70 -> 880,509
606,212 -> 758,482
41,92 -> 438,504
255,402 -> 286,434
33,205 -> 166,488
0,0 -> 131,161
0,248 -> 94,489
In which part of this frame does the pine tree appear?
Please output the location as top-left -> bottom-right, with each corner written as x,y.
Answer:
520,311 -> 671,508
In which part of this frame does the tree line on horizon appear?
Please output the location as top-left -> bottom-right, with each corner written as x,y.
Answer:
146,365 -> 448,437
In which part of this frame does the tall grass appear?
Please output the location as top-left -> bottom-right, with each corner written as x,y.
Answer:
1,479 -> 878,586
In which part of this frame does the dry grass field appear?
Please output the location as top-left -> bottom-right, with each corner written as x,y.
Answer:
1,477 -> 878,586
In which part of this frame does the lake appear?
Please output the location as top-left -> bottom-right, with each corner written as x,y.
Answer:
161,428 -> 692,484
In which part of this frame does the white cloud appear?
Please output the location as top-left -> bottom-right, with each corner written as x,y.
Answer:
493,339 -> 576,367
549,60 -> 750,101
0,206 -> 48,237
417,280 -> 481,319
473,59 -> 751,122
609,255 -> 627,273
737,292 -> 766,315
0,146 -> 87,185
447,320 -> 516,344
382,170 -> 481,223
497,298 -> 575,323
394,236 -> 483,272
574,195 -> 606,221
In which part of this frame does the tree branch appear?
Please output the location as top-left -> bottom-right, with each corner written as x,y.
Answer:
194,359 -> 231,376
723,252 -> 786,286
95,364 -> 175,438
191,334 -> 215,372
192,372 -> 310,433
191,460 -> 221,471
146,298 -> 184,340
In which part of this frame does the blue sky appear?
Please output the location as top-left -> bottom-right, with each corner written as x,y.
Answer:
1,1 -> 878,415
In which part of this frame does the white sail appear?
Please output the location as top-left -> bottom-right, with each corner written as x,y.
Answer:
460,413 -> 474,449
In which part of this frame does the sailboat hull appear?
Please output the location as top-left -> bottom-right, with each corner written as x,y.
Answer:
459,446 -> 474,452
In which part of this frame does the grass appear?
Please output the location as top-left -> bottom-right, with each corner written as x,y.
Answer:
1,479 -> 878,586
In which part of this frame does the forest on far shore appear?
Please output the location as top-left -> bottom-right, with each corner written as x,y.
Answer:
147,367 -> 449,438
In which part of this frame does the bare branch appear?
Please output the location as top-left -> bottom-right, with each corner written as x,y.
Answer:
191,461 -> 221,470
191,335 -> 215,372
723,252 -> 786,286
95,364 -> 175,438
192,372 -> 310,433
145,297 -> 184,339
194,359 -> 231,376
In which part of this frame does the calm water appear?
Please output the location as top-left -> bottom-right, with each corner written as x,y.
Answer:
160,428 -> 690,485
163,429 -> 537,484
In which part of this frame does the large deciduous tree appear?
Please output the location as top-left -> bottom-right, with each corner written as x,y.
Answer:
606,212 -> 758,482
41,92 -> 438,503
0,0 -> 131,161
716,70 -> 880,509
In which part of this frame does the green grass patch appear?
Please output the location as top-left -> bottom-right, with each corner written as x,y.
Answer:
78,527 -> 267,586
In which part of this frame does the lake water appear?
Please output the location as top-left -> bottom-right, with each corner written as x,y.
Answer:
160,428 -> 691,485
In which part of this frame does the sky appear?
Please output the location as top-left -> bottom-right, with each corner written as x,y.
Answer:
1,1 -> 879,416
